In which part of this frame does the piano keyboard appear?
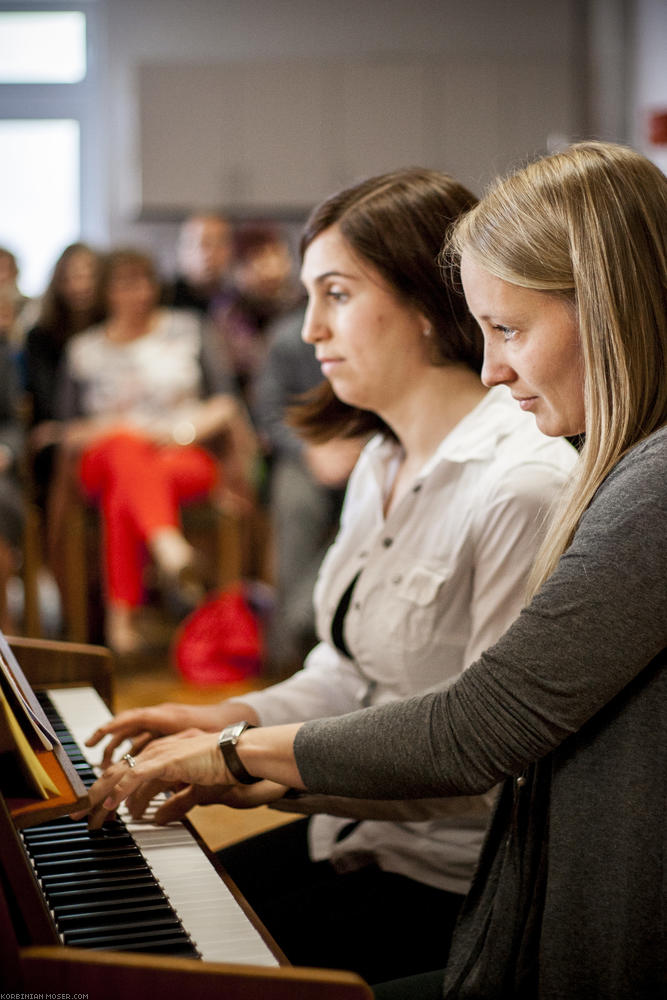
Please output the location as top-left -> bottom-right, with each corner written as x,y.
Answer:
21,686 -> 278,966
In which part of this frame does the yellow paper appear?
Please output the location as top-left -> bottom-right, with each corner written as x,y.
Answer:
0,687 -> 60,799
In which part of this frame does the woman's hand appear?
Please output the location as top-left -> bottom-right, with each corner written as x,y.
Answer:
86,702 -> 258,768
72,728 -> 235,829
148,779 -> 290,825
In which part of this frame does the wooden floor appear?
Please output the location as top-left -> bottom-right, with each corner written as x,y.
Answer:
111,636 -> 300,854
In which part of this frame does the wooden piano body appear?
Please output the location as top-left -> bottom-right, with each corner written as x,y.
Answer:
0,635 -> 371,998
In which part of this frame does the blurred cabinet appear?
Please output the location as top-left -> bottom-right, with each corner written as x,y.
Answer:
137,55 -> 575,216
138,57 -> 432,215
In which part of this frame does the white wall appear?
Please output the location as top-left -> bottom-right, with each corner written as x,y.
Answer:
632,0 -> 667,174
100,0 -> 587,267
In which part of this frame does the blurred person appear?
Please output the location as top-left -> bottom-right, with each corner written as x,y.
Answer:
55,248 -> 255,654
82,170 -> 577,983
23,242 -> 105,508
165,211 -> 234,314
213,221 -> 302,402
0,246 -> 38,349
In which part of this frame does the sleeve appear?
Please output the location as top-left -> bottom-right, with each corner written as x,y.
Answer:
270,789 -> 497,822
53,353 -> 82,421
252,330 -> 304,459
198,318 -> 238,397
462,460 -> 570,665
24,328 -> 53,423
251,309 -> 313,458
237,640 -> 366,726
0,346 -> 23,463
294,435 -> 667,798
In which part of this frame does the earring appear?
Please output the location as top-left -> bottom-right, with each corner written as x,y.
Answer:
422,326 -> 432,337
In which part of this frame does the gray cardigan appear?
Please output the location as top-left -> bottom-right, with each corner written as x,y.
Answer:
295,426 -> 667,998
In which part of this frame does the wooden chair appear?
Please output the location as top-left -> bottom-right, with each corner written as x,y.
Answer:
21,456 -> 251,645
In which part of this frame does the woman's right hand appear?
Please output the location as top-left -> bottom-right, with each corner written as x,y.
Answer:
86,701 -> 258,768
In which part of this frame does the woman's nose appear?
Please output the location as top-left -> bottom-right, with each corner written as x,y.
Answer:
481,343 -> 515,388
301,304 -> 328,344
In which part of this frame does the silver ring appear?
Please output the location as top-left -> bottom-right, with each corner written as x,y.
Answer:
122,752 -> 137,768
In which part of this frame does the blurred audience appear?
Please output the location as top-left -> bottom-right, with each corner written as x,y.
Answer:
0,299 -> 24,632
54,248 -> 256,654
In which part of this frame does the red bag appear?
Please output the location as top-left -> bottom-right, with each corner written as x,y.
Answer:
172,583 -> 263,685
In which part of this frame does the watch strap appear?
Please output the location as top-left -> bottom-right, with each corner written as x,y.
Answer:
218,721 -> 261,785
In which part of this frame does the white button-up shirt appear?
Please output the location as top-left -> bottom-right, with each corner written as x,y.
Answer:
241,386 -> 578,892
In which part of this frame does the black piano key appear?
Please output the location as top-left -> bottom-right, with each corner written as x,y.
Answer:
55,889 -> 167,914
58,901 -> 181,929
78,936 -> 200,956
23,828 -> 132,849
27,835 -> 137,854
33,856 -> 147,878
39,868 -> 160,890
65,923 -> 189,948
46,876 -> 160,902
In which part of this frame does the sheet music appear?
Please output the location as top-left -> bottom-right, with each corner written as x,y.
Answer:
0,640 -> 54,750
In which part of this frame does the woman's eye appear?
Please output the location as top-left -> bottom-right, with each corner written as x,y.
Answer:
326,288 -> 349,303
494,324 -> 518,342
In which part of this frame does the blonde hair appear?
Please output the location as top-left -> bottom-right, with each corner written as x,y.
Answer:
447,141 -> 667,593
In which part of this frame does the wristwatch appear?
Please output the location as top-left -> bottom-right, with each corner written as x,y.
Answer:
218,721 -> 261,784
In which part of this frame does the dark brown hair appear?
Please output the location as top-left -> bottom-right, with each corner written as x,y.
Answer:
37,242 -> 105,343
99,247 -> 160,303
290,168 -> 480,442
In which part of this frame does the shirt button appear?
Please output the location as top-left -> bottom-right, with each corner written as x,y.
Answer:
359,551 -> 369,558
413,483 -> 423,492
354,601 -> 361,609
392,575 -> 402,585
382,537 -> 393,548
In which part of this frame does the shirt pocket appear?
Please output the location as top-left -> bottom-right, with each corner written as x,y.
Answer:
387,564 -> 454,653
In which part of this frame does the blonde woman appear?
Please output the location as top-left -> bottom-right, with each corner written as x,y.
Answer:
78,144 -> 666,998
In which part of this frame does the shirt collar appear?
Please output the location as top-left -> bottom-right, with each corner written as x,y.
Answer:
363,386 -> 516,484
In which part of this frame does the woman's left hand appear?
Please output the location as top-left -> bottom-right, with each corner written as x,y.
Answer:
71,728 -> 234,829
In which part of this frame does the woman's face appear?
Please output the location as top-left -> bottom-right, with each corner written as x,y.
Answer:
60,250 -> 99,313
460,250 -> 586,437
106,264 -> 158,321
300,225 -> 429,415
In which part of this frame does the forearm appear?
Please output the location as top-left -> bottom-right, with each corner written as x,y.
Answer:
236,722 -> 306,789
185,394 -> 239,443
270,789 -> 496,821
62,415 -> 122,451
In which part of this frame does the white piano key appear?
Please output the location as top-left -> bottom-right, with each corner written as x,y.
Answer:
47,686 -> 278,966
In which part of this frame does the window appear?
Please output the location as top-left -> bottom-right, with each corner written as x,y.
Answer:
0,10 -> 86,83
0,5 -> 101,298
0,119 -> 80,295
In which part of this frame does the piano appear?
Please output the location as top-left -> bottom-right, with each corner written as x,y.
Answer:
0,634 -> 371,999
